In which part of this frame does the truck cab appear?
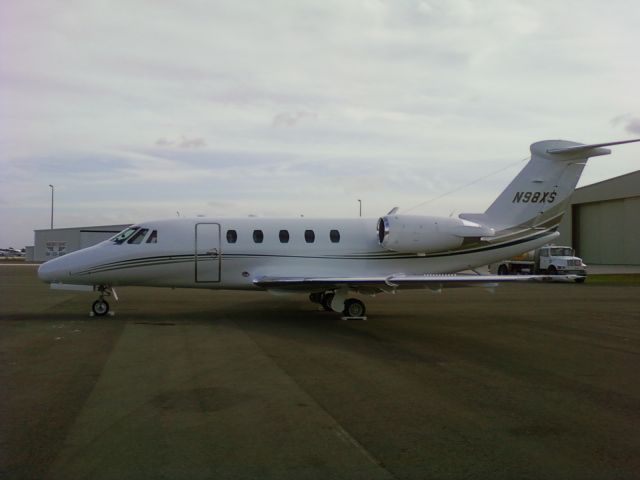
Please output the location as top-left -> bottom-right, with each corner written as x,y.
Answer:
535,246 -> 587,281
489,245 -> 587,283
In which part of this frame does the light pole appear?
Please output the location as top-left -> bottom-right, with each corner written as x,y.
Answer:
49,184 -> 54,229
358,199 -> 362,217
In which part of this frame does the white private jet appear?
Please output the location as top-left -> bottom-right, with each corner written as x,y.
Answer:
38,138 -> 639,317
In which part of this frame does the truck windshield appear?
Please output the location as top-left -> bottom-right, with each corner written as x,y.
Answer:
550,247 -> 573,256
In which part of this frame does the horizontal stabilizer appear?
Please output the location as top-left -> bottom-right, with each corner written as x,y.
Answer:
546,138 -> 640,156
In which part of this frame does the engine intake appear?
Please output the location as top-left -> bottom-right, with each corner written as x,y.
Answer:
377,214 -> 494,254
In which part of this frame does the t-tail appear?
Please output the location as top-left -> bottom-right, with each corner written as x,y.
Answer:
460,139 -> 640,233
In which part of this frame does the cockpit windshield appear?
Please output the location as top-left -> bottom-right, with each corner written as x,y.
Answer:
111,227 -> 139,244
127,228 -> 149,244
111,226 -> 158,245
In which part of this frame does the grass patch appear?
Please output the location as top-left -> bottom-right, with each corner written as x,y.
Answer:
586,274 -> 640,285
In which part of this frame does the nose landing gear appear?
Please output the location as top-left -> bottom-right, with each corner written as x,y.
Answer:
92,299 -> 109,316
91,285 -> 117,317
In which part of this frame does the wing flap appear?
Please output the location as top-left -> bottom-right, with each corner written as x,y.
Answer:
254,273 -> 572,292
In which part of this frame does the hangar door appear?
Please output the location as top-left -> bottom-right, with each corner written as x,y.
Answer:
575,196 -> 640,265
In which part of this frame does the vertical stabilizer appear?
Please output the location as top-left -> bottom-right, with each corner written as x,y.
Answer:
460,139 -> 639,231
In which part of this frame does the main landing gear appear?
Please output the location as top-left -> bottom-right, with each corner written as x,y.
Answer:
309,291 -> 367,319
91,285 -> 117,317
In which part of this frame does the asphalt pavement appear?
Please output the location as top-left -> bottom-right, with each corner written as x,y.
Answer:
1,265 -> 639,479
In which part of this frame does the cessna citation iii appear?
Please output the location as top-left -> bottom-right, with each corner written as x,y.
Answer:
38,138 -> 639,317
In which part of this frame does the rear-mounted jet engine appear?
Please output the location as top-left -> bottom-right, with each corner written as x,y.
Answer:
377,214 -> 495,254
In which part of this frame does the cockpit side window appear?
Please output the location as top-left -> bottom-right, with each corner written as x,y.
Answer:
127,228 -> 149,244
112,227 -> 138,245
146,230 -> 158,244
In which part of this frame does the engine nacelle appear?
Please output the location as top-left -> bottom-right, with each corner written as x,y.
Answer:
377,214 -> 495,254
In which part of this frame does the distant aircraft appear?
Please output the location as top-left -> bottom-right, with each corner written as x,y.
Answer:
38,139 -> 639,317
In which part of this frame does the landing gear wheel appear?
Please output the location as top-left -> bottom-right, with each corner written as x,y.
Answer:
498,265 -> 508,275
548,266 -> 558,276
343,298 -> 366,317
92,299 -> 110,316
321,293 -> 334,312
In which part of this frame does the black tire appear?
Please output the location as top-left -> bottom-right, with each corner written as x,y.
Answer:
548,266 -> 558,276
343,299 -> 366,317
575,277 -> 586,284
92,299 -> 109,316
497,265 -> 508,276
321,293 -> 334,312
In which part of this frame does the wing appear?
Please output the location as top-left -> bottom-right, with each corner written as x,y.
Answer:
254,273 -> 573,294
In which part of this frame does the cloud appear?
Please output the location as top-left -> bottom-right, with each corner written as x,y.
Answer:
179,137 -> 207,148
627,119 -> 640,135
155,138 -> 173,147
272,111 -> 318,127
611,114 -> 640,135
155,136 -> 207,148
1,0 -> 640,247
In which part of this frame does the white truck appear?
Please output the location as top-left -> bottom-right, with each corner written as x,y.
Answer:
489,245 -> 587,283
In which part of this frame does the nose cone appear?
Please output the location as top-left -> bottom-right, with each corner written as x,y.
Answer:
38,257 -> 66,283
37,246 -> 104,285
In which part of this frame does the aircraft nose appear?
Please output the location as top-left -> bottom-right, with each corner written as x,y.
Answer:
38,258 -> 65,283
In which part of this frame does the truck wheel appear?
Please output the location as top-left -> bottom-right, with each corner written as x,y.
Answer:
575,277 -> 586,284
498,265 -> 508,275
548,266 -> 558,275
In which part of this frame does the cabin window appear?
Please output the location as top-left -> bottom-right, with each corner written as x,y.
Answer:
304,229 -> 315,243
330,229 -> 340,243
253,230 -> 264,243
128,228 -> 149,244
226,230 -> 237,244
146,230 -> 158,244
279,230 -> 289,243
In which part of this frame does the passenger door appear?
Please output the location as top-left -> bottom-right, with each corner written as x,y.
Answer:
195,223 -> 220,283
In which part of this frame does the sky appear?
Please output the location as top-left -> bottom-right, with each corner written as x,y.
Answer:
1,0 -> 639,248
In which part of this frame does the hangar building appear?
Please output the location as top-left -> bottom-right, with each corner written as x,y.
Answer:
557,170 -> 640,265
33,224 -> 130,262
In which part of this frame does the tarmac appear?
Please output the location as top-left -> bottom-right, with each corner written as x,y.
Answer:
1,264 -> 639,479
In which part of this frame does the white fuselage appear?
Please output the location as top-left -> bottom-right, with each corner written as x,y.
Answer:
38,217 -> 558,290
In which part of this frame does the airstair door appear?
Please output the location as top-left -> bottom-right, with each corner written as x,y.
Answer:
195,223 -> 220,283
